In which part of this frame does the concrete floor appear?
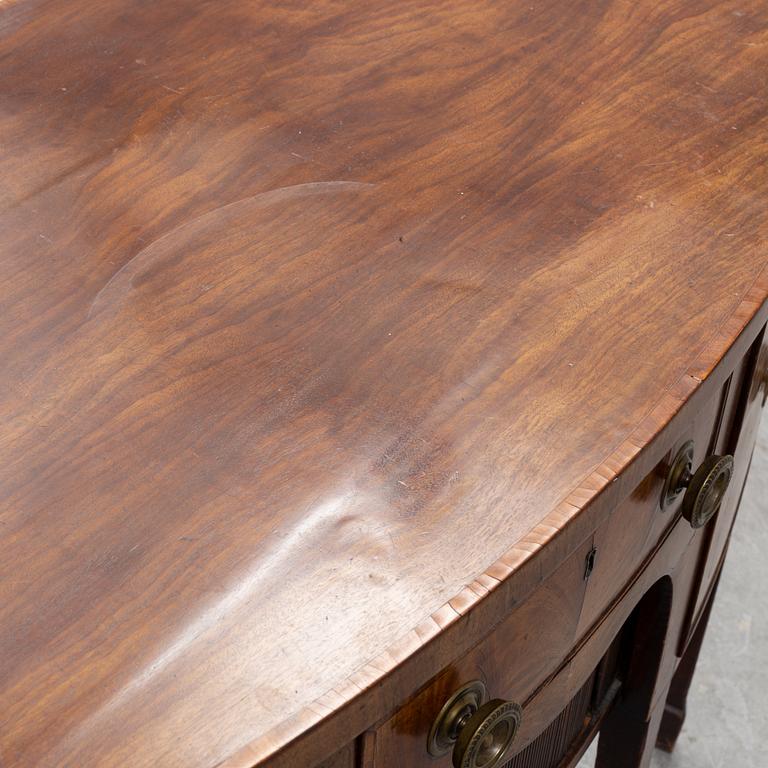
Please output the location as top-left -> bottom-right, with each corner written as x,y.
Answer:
578,414 -> 768,768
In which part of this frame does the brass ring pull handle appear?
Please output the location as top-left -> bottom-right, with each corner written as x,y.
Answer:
427,681 -> 522,768
661,441 -> 734,528
682,454 -> 734,528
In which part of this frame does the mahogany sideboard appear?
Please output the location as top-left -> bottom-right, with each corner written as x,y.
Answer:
1,1 -> 767,767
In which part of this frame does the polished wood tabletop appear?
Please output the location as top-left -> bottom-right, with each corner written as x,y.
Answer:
1,1 -> 767,766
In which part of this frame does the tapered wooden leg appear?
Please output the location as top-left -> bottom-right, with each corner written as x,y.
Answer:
594,578 -> 673,768
595,690 -> 668,768
656,568 -> 722,752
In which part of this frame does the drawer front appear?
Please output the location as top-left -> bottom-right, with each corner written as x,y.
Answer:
578,380 -> 727,637
372,539 -> 594,768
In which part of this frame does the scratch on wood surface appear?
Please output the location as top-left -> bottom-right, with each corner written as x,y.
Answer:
86,181 -> 375,319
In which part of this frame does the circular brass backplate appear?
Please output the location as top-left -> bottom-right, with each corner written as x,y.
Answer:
682,454 -> 734,528
661,440 -> 695,510
427,680 -> 488,757
454,699 -> 522,768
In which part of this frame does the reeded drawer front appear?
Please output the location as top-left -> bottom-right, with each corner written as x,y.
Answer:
499,669 -> 598,768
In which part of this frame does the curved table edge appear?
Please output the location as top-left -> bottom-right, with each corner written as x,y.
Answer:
218,264 -> 768,768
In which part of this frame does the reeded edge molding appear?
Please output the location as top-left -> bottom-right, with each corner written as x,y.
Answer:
219,266 -> 768,768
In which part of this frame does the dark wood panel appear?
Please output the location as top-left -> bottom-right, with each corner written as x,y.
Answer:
313,742 -> 357,768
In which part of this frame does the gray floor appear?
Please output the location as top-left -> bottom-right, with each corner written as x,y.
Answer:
578,414 -> 768,768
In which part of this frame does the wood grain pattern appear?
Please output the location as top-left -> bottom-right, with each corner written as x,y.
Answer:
1,1 -> 768,766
